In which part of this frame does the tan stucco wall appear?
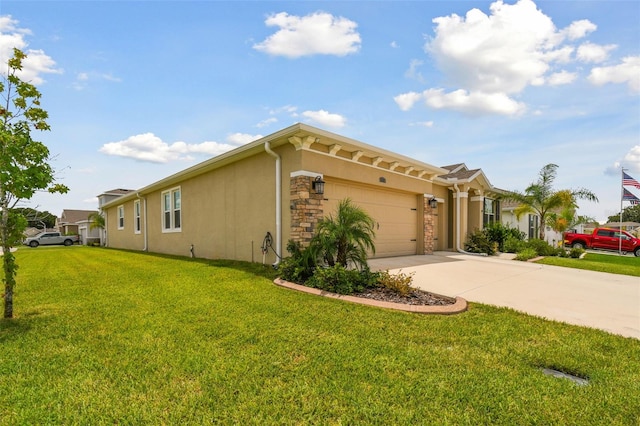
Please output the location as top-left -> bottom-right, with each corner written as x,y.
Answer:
106,144 -> 297,263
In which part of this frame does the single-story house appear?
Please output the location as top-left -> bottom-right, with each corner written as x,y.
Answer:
101,123 -> 501,264
56,209 -> 101,245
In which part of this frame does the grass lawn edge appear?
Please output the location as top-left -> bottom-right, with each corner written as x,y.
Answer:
273,277 -> 468,314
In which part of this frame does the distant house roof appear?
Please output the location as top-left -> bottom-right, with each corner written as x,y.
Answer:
58,209 -> 98,225
99,189 -> 135,197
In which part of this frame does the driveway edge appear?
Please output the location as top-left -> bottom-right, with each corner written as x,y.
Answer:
273,278 -> 468,315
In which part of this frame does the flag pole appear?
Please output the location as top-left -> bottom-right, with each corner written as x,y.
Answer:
619,167 -> 625,256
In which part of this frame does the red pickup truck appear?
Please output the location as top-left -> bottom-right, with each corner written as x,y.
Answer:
564,228 -> 640,256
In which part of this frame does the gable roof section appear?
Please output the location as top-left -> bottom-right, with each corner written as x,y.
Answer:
102,123 -> 451,209
59,209 -> 98,224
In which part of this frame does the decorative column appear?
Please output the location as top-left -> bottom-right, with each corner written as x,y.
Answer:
289,173 -> 324,247
423,196 -> 437,255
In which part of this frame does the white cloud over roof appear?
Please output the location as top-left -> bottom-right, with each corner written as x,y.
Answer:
253,11 -> 361,58
99,132 -> 262,163
301,109 -> 346,128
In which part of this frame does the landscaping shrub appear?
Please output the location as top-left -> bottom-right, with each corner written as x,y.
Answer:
376,270 -> 414,296
278,240 -> 316,284
515,248 -> 538,261
465,229 -> 495,255
305,264 -> 372,295
569,247 -> 585,258
525,238 -> 557,256
484,222 -> 526,252
503,236 -> 527,253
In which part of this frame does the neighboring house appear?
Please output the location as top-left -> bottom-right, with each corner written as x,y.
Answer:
501,201 -> 592,246
603,222 -> 640,236
56,209 -> 100,245
101,123 -> 501,263
94,189 -> 135,245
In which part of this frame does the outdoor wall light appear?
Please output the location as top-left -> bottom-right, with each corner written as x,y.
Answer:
312,176 -> 325,195
429,198 -> 438,209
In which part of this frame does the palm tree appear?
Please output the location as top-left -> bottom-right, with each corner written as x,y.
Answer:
502,164 -> 598,240
546,205 -> 595,244
311,198 -> 376,269
88,212 -> 105,231
88,212 -> 105,246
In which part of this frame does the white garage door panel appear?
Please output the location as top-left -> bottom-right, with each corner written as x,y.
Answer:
324,181 -> 417,258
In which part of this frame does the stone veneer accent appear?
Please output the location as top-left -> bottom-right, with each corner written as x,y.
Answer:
290,176 -> 324,246
423,196 -> 436,254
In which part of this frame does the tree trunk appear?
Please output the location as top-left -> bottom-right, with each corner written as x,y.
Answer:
2,247 -> 14,318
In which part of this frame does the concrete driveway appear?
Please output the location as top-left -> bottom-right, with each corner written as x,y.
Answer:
368,252 -> 640,340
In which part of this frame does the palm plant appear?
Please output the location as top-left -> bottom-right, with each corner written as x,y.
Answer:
502,164 -> 598,240
311,198 -> 376,269
88,212 -> 105,231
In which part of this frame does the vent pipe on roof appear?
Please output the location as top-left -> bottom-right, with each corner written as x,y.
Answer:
264,141 -> 282,266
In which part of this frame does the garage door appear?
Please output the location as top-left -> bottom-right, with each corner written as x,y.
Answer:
323,180 -> 418,258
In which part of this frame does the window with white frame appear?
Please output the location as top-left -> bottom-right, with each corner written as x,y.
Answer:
117,205 -> 124,230
483,198 -> 500,227
134,200 -> 141,234
162,187 -> 181,232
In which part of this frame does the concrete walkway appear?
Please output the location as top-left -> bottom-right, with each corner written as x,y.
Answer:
368,252 -> 640,339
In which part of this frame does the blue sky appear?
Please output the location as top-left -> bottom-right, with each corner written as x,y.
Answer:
1,0 -> 638,223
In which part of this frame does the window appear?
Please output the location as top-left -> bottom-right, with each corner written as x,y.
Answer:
528,214 -> 539,239
162,187 -> 181,232
117,205 -> 124,230
134,200 -> 141,234
483,198 -> 500,227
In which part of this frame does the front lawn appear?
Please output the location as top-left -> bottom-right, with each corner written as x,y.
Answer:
536,252 -> 640,276
1,247 -> 639,424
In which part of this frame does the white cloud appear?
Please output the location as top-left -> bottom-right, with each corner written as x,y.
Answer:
605,146 -> 640,175
423,88 -> 526,116
256,117 -> 278,128
588,55 -> 640,92
0,15 -> 61,85
227,132 -> 262,145
624,145 -> 640,173
547,70 -> 577,86
253,11 -> 361,58
560,19 -> 597,41
393,91 -> 423,111
577,42 -> 616,63
390,41 -> 399,48
404,59 -> 424,82
99,132 -> 260,163
73,71 -> 122,90
301,110 -> 346,128
398,0 -> 605,116
410,121 -> 434,128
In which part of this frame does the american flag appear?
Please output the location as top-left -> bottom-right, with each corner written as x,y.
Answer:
623,189 -> 640,205
623,171 -> 640,189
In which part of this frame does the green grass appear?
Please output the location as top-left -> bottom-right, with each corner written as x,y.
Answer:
536,252 -> 640,276
1,246 -> 639,424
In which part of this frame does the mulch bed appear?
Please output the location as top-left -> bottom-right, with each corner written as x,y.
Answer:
355,287 -> 456,306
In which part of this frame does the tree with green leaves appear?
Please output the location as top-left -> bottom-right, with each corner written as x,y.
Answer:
311,198 -> 376,270
607,204 -> 640,224
1,48 -> 68,318
502,164 -> 598,240
546,204 -> 595,241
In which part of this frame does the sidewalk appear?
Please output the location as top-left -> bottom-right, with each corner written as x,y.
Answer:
368,252 -> 640,339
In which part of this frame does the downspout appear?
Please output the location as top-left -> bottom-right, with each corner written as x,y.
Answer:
264,141 -> 281,266
454,183 -> 487,256
137,192 -> 148,252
